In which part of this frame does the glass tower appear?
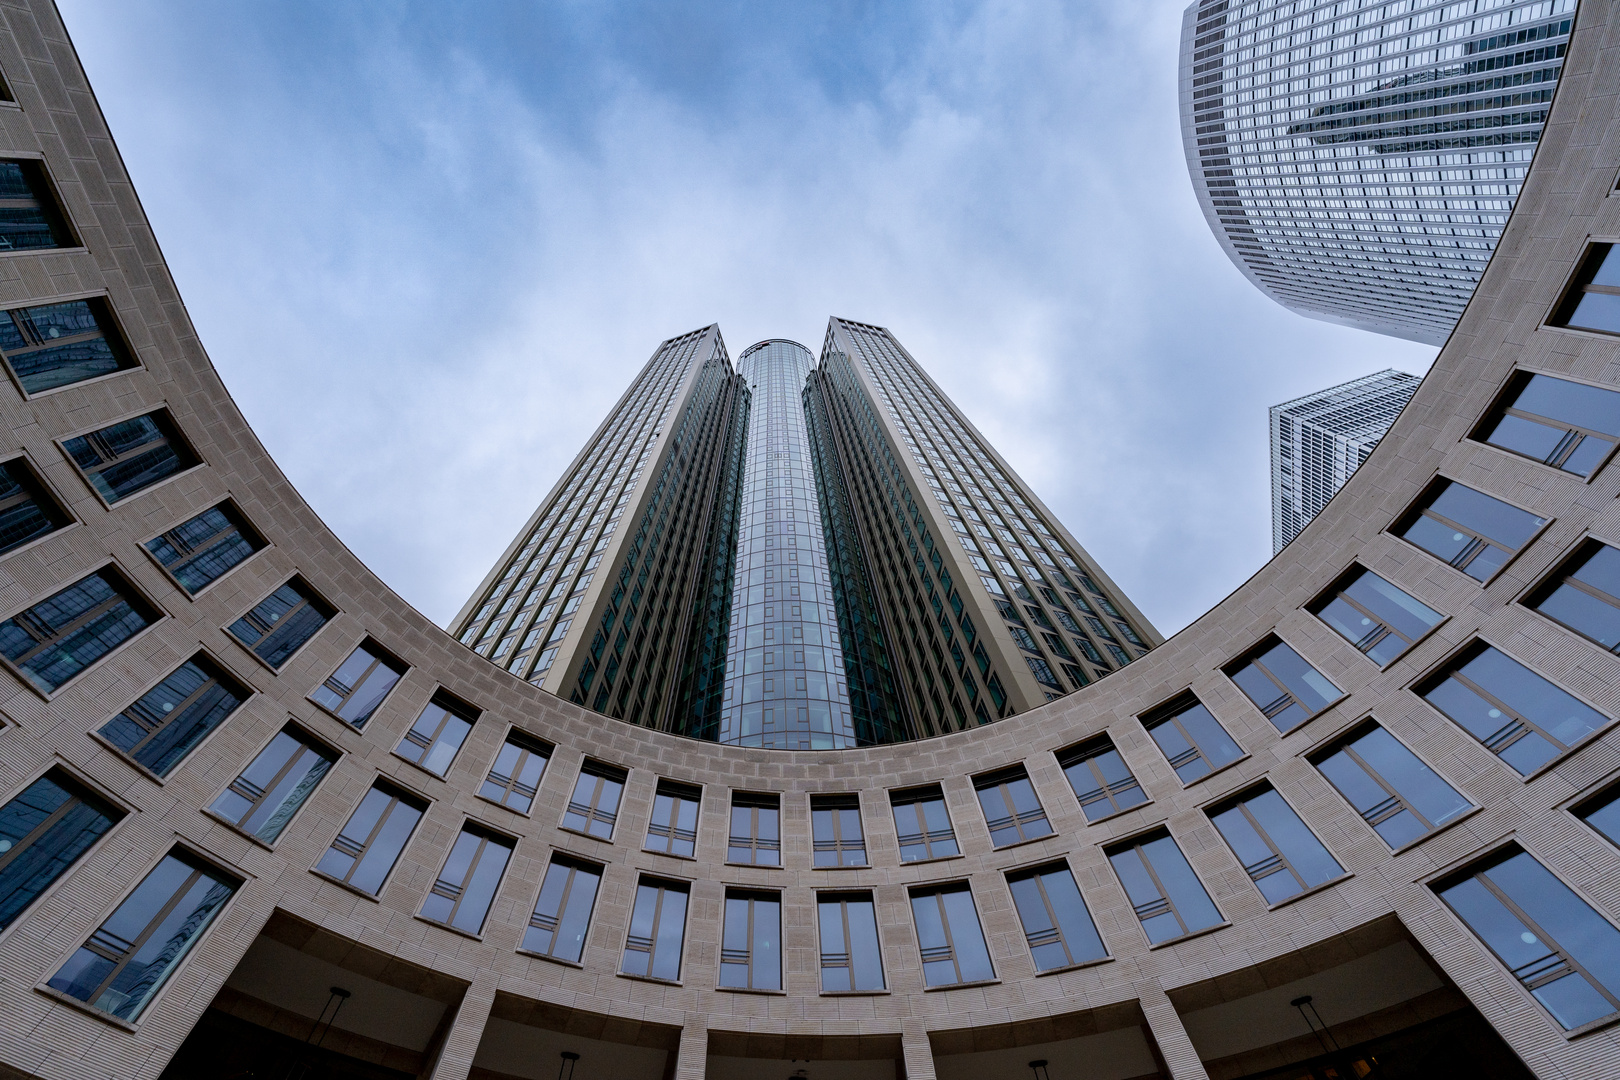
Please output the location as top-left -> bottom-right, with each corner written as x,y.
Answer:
1181,0 -> 1574,343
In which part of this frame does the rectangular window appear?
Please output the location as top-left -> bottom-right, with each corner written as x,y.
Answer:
1208,785 -> 1344,905
0,457 -> 70,556
480,732 -> 550,814
209,725 -> 336,843
0,568 -> 156,694
46,849 -> 236,1021
1007,861 -> 1107,971
1577,784 -> 1620,849
1106,831 -> 1223,945
1437,847 -> 1620,1031
314,783 -> 426,895
1397,480 -> 1545,581
310,641 -> 405,728
0,297 -> 133,394
0,159 -> 74,252
728,792 -> 781,865
1417,644 -> 1610,776
1141,695 -> 1243,784
1223,638 -> 1340,733
1553,242 -> 1620,336
97,655 -> 249,776
645,780 -> 700,858
144,503 -> 265,595
63,411 -> 198,504
228,579 -> 333,669
910,882 -> 994,987
0,770 -> 121,932
394,693 -> 476,776
817,891 -> 885,992
1529,539 -> 1620,652
811,794 -> 866,867
1311,723 -> 1473,849
973,765 -> 1053,847
420,823 -> 514,935
1310,567 -> 1442,665
1473,372 -> 1620,477
523,855 -> 601,963
890,785 -> 959,862
562,760 -> 626,839
1057,736 -> 1147,821
1026,654 -> 1061,689
621,876 -> 687,982
721,889 -> 782,991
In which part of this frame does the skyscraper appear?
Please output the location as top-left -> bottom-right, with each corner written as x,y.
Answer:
1270,368 -> 1421,553
1181,0 -> 1574,343
451,319 -> 1160,747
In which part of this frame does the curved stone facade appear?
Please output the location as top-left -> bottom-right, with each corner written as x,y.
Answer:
0,2 -> 1616,1080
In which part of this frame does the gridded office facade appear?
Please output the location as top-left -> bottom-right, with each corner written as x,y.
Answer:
1181,0 -> 1574,343
1270,368 -> 1421,552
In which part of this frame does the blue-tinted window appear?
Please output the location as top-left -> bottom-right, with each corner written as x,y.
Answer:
891,785 -> 958,861
1143,697 -> 1243,784
309,641 -> 404,728
1477,372 -> 1620,476
523,856 -> 601,962
1311,567 -> 1443,665
0,569 -> 155,693
1058,736 -> 1147,821
1531,541 -> 1620,652
911,882 -> 994,986
314,784 -> 425,895
228,579 -> 331,668
727,791 -> 780,864
421,825 -> 513,935
63,411 -> 197,504
621,877 -> 687,981
1209,786 -> 1344,905
144,504 -> 264,594
1398,480 -> 1544,581
0,298 -> 132,395
395,694 -> 475,776
1313,724 -> 1472,849
480,733 -> 549,814
1225,639 -> 1340,733
811,793 -> 864,866
0,160 -> 74,252
1421,645 -> 1610,775
720,889 -> 781,991
1578,785 -> 1620,849
1007,861 -> 1107,971
818,891 -> 885,991
98,656 -> 248,776
1107,832 -> 1223,945
1554,243 -> 1620,336
563,761 -> 626,840
973,765 -> 1052,847
0,457 -> 70,556
209,727 -> 335,843
0,771 -> 120,932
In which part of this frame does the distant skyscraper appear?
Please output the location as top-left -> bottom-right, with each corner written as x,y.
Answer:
1270,368 -> 1421,554
451,320 -> 1160,748
1180,0 -> 1573,344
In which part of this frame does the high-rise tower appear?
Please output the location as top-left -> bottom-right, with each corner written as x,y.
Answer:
452,320 -> 1160,747
1180,0 -> 1573,343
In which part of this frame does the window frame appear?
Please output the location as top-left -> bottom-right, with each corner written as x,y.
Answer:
205,721 -> 339,847
1572,777 -> 1620,850
1524,537 -> 1620,655
1307,563 -> 1445,667
908,880 -> 996,988
1308,719 -> 1476,851
644,779 -> 702,859
0,155 -> 80,257
1139,692 -> 1246,787
972,765 -> 1053,848
521,853 -> 603,965
619,874 -> 689,983
1104,828 -> 1227,947
1055,735 -> 1149,823
226,575 -> 335,672
810,793 -> 867,868
0,765 -> 125,937
418,820 -> 516,937
140,500 -> 267,598
393,690 -> 479,778
0,293 -> 138,400
0,453 -> 74,561
1004,860 -> 1110,973
816,889 -> 886,993
1221,635 -> 1344,734
1467,367 -> 1620,480
561,759 -> 627,840
1548,239 -> 1620,338
93,651 -> 252,779
1204,782 -> 1348,907
312,780 -> 428,897
308,638 -> 407,729
0,563 -> 163,698
478,729 -> 552,815
1391,476 -> 1549,584
57,407 -> 202,508
889,784 -> 960,863
727,791 -> 782,866
719,888 -> 783,992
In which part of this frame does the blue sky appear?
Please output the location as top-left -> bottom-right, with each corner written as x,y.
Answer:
58,0 -> 1436,636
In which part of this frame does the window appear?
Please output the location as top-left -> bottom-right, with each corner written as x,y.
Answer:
645,780 -> 700,858
1208,786 -> 1344,905
395,693 -> 476,776
63,411 -> 198,504
721,889 -> 782,991
0,457 -> 70,556
1106,832 -> 1223,945
480,732 -> 550,814
1576,784 -> 1620,848
0,770 -> 121,932
1310,567 -> 1442,665
811,794 -> 866,867
228,579 -> 332,669
1553,242 -> 1620,335
890,785 -> 959,862
1473,372 -> 1620,477
0,568 -> 157,694
621,876 -> 687,982
910,882 -> 994,987
1437,847 -> 1620,1031
524,856 -> 601,963
1529,540 -> 1620,652
0,159 -> 74,251
728,792 -> 780,865
420,824 -> 514,935
1057,736 -> 1146,821
144,503 -> 264,595
209,726 -> 336,843
97,655 -> 248,777
0,297 -> 133,394
310,641 -> 405,728
818,892 -> 885,992
1417,644 -> 1610,776
1026,655 -> 1062,689
973,765 -> 1053,847
562,760 -> 626,839
1223,638 -> 1340,733
1141,695 -> 1243,784
46,849 -> 235,1021
1396,480 -> 1544,581
1006,861 -> 1107,971
1311,723 -> 1472,849
314,783 -> 426,895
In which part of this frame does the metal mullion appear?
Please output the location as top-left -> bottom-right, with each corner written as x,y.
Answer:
233,745 -> 307,822
1133,845 -> 1189,938
1032,874 -> 1073,967
1170,716 -> 1211,773
1237,802 -> 1305,891
124,676 -> 218,759
0,793 -> 81,877
934,892 -> 961,983
1449,670 -> 1567,752
744,897 -> 757,988
997,783 -> 1021,841
1341,745 -> 1433,831
1250,660 -> 1304,717
329,657 -> 382,708
10,330 -> 103,361
15,591 -> 122,665
83,866 -> 203,1006
1337,592 -> 1407,648
1420,508 -> 1508,562
438,834 -> 487,928
1553,573 -> 1620,628
1476,872 -> 1620,1014
645,886 -> 666,971
339,795 -> 398,884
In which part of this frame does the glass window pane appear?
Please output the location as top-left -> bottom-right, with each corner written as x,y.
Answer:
0,772 -> 119,931
209,728 -> 334,843
1580,787 -> 1620,849
1423,647 -> 1607,775
144,504 -> 263,594
98,657 -> 247,777
0,570 -> 153,694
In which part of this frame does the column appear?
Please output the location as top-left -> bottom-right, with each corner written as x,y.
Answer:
1138,983 -> 1210,1080
900,1025 -> 937,1080
672,1017 -> 707,1080
425,971 -> 497,1080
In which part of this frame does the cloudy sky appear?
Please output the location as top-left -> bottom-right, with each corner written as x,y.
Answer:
58,0 -> 1436,637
